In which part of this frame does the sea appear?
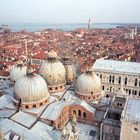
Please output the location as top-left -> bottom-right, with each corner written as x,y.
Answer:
0,23 -> 135,32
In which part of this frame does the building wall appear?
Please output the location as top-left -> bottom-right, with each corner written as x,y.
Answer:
95,71 -> 140,98
102,123 -> 120,140
120,120 -> 140,140
69,105 -> 94,124
112,99 -> 125,110
55,105 -> 94,130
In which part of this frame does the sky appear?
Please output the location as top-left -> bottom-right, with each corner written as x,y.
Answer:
0,0 -> 140,23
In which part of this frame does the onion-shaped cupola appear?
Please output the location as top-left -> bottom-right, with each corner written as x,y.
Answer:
10,60 -> 27,83
39,50 -> 66,93
13,64 -> 50,109
61,56 -> 77,84
75,67 -> 102,101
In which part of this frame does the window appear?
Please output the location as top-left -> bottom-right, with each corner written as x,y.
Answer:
100,74 -> 102,79
33,104 -> 36,108
134,90 -> 137,95
109,75 -> 111,83
83,112 -> 86,118
49,87 -> 52,90
102,86 -> 104,90
110,87 -> 112,92
73,110 -> 76,116
118,76 -> 121,84
25,105 -> 29,109
112,76 -> 115,83
55,87 -> 58,90
78,110 -> 81,117
129,89 -> 131,95
40,102 -> 43,106
133,127 -> 138,133
125,77 -> 127,85
135,79 -> 138,86
91,91 -> 93,95
106,94 -> 109,98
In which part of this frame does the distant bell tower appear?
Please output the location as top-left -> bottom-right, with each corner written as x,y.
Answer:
88,18 -> 92,30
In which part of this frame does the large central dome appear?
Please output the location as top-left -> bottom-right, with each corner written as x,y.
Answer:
39,50 -> 66,93
13,65 -> 50,109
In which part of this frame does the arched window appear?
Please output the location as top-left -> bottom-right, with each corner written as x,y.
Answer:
49,87 -> 52,90
40,102 -> 43,106
102,86 -> 104,90
110,87 -> 112,92
134,90 -> 137,95
33,104 -> 36,108
125,77 -> 127,85
83,112 -> 86,118
100,74 -> 102,79
135,79 -> 138,86
118,76 -> 121,84
78,110 -> 81,117
91,91 -> 93,95
129,89 -> 131,95
25,105 -> 29,109
55,87 -> 58,90
73,110 -> 76,116
109,75 -> 111,83
112,76 -> 115,83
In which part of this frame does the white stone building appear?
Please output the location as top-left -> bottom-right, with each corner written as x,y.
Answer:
93,59 -> 140,98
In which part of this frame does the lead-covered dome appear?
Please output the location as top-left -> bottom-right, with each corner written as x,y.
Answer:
61,56 -> 77,84
75,68 -> 101,101
10,60 -> 27,82
39,50 -> 66,93
13,65 -> 50,109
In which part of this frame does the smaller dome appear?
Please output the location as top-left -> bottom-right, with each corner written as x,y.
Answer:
61,57 -> 77,84
10,61 -> 27,82
76,69 -> 101,101
48,50 -> 58,59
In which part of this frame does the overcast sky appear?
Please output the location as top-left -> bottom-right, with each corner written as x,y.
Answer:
0,0 -> 140,23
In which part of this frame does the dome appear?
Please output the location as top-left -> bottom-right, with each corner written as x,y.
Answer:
39,50 -> 66,93
13,66 -> 50,109
10,61 -> 27,82
75,69 -> 101,101
61,57 -> 77,84
65,64 -> 76,83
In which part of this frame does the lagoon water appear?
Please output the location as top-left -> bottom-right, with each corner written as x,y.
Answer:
0,23 -> 122,32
